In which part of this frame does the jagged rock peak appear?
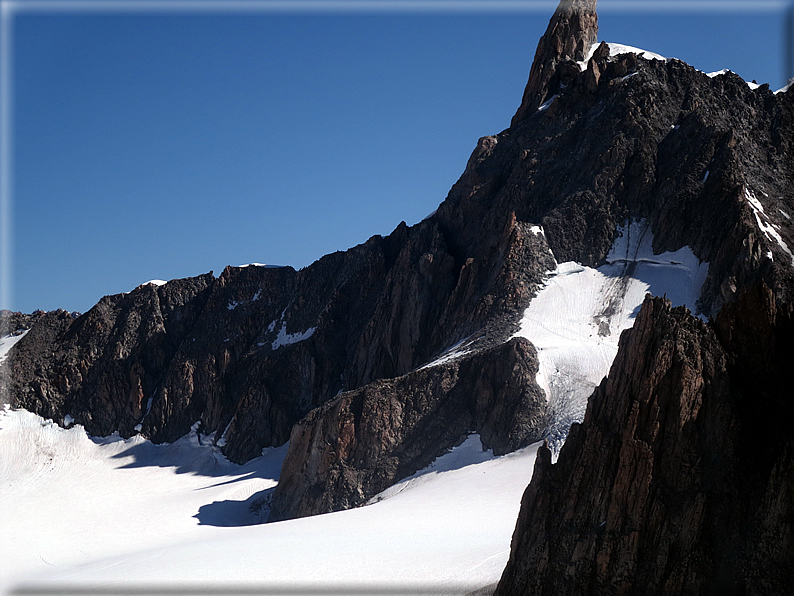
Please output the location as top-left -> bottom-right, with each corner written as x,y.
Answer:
511,0 -> 598,125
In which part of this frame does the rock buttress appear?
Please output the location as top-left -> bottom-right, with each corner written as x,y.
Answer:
268,337 -> 548,522
495,288 -> 794,595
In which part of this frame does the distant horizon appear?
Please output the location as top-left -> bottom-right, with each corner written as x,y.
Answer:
3,0 -> 792,315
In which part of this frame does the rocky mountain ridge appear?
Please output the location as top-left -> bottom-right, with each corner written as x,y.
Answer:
2,4 -> 792,580
2,200 -> 554,466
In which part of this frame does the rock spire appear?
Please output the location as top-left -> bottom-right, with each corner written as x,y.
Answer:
511,0 -> 598,125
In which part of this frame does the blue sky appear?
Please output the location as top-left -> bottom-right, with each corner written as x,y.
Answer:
4,0 -> 792,314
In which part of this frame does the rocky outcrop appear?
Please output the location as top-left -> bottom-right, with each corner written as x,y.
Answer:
495,287 -> 794,595
0,309 -> 54,338
3,274 -> 215,433
269,337 -> 547,522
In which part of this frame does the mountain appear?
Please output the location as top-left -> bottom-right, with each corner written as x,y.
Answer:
2,0 -> 793,592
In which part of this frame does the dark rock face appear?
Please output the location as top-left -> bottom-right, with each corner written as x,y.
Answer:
0,310 -> 53,337
0,310 -> 56,405
438,50 -> 794,319
495,288 -> 794,595
3,275 -> 215,433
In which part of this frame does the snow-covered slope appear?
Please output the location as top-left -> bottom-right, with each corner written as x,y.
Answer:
515,219 -> 708,452
0,406 -> 540,595
0,408 -> 286,592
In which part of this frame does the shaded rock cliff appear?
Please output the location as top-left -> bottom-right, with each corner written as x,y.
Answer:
495,288 -> 794,595
3,275 -> 215,433
3,209 -> 554,466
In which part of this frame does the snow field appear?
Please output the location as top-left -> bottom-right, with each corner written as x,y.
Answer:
1,407 -> 539,595
0,408 -> 286,593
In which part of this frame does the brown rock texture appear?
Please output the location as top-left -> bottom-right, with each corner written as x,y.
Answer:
2,275 -> 215,435
495,287 -> 794,595
439,51 -> 794,319
511,0 -> 599,125
269,337 -> 547,521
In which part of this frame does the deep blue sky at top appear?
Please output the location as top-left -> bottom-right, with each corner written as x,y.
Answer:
8,1 -> 791,314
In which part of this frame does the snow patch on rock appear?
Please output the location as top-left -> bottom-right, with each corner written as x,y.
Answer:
271,322 -> 315,350
0,330 -> 28,362
537,94 -> 558,111
707,69 -> 766,90
228,289 -> 264,311
578,41 -> 667,71
419,337 -> 476,370
746,188 -> 794,266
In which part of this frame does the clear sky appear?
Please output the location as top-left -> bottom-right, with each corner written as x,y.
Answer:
4,0 -> 792,314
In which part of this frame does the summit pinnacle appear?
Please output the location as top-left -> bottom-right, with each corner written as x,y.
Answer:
511,0 -> 598,125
